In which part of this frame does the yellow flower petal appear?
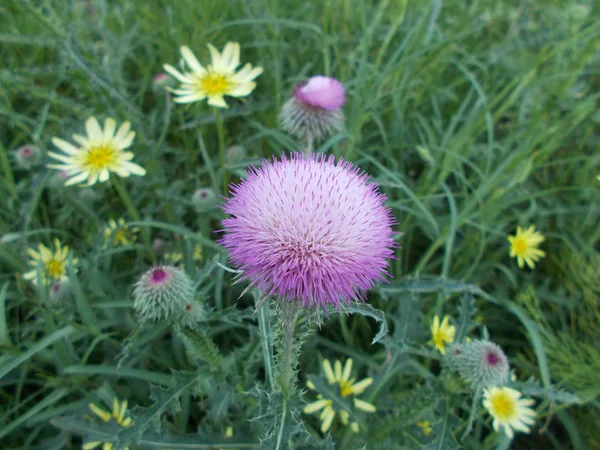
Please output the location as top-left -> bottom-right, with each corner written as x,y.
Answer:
89,403 -> 111,422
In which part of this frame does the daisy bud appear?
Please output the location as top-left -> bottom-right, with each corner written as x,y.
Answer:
279,76 -> 346,145
445,339 -> 510,390
15,145 -> 42,169
192,188 -> 218,211
133,265 -> 195,322
226,145 -> 247,164
152,72 -> 174,92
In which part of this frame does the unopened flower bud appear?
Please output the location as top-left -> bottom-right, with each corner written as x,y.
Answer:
47,170 -> 70,189
133,265 -> 194,322
192,188 -> 218,211
15,145 -> 42,169
152,72 -> 174,92
226,145 -> 247,164
279,76 -> 346,143
49,280 -> 70,305
177,301 -> 205,330
445,339 -> 510,390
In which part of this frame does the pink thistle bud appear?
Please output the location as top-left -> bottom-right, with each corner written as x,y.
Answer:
15,145 -> 42,169
295,76 -> 345,111
152,72 -> 174,92
220,153 -> 396,311
279,76 -> 346,143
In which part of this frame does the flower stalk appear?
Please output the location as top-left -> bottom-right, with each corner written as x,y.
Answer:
214,107 -> 229,194
111,177 -> 154,262
277,300 -> 300,397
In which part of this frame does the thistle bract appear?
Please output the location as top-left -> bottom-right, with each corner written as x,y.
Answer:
15,145 -> 42,169
279,76 -> 346,142
220,152 -> 395,310
192,188 -> 218,211
445,339 -> 510,390
133,265 -> 194,322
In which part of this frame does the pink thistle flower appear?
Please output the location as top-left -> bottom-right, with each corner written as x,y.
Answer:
220,153 -> 396,310
295,76 -> 346,111
279,76 -> 346,144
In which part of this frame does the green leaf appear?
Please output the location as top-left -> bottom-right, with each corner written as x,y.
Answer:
115,376 -> 199,449
338,303 -> 388,344
63,365 -> 176,387
0,326 -> 75,379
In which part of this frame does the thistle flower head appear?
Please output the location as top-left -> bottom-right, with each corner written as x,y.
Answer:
220,153 -> 395,310
279,76 -> 345,142
15,144 -> 42,169
295,76 -> 345,111
133,265 -> 194,322
445,339 -> 510,390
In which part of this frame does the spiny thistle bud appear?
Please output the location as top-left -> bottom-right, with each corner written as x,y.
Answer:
15,145 -> 42,169
192,188 -> 218,211
177,301 -> 205,330
226,145 -> 247,164
152,72 -> 174,92
133,265 -> 194,322
48,280 -> 70,305
445,339 -> 510,390
279,76 -> 346,145
47,170 -> 70,189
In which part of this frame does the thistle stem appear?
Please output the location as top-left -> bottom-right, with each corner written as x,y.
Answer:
214,107 -> 228,194
111,177 -> 154,262
305,131 -> 313,154
278,300 -> 300,397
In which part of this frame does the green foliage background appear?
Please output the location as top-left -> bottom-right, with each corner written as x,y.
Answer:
1,0 -> 598,449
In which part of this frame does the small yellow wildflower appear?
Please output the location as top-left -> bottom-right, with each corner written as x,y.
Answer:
430,315 -> 455,354
48,117 -> 146,186
23,239 -> 78,286
103,218 -> 138,247
303,359 -> 375,433
416,420 -> 432,436
163,42 -> 263,108
483,386 -> 536,439
84,397 -> 132,450
508,225 -> 546,269
164,244 -> 203,265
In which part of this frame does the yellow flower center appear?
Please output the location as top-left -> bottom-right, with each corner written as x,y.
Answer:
46,259 -> 65,278
490,392 -> 517,421
200,73 -> 232,95
512,237 -> 528,256
339,380 -> 353,397
85,145 -> 118,170
114,230 -> 127,246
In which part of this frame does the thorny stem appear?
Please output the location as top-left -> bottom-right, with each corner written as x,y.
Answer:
111,177 -> 154,262
278,300 -> 300,397
214,108 -> 229,194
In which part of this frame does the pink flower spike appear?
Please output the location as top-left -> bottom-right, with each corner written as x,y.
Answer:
295,76 -> 346,111
220,153 -> 396,311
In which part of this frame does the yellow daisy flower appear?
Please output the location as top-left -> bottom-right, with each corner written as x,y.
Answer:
483,386 -> 536,439
508,225 -> 546,269
416,420 -> 432,436
163,42 -> 263,108
48,117 -> 146,186
23,239 -> 78,286
303,358 -> 375,433
84,397 -> 132,450
103,218 -> 138,247
430,315 -> 455,354
164,243 -> 203,265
